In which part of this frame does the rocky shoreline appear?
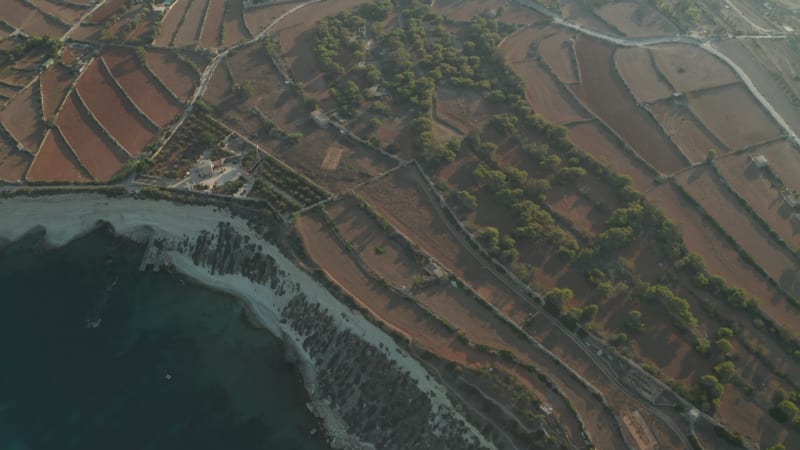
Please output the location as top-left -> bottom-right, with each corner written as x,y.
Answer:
0,193 -> 496,450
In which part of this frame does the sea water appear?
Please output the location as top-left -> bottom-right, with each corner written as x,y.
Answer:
0,227 -> 331,450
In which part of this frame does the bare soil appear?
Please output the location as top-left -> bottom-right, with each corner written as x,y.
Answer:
173,0 -> 208,47
0,82 -> 45,153
689,83 -> 783,150
567,122 -> 654,191
651,44 -> 738,93
647,100 -> 724,162
614,47 -> 673,102
76,59 -> 157,156
199,0 -> 225,47
154,0 -> 191,46
326,196 -> 421,289
243,1 -> 301,37
0,136 -> 30,181
538,29 -> 579,85
28,0 -> 85,24
221,0 -> 250,47
595,1 -> 678,37
0,0 -> 67,37
58,92 -> 127,180
675,166 -> 800,313
758,139 -> 800,194
572,36 -> 688,174
144,49 -> 199,102
103,48 -> 182,127
39,64 -> 73,119
717,153 -> 800,249
26,130 -> 89,182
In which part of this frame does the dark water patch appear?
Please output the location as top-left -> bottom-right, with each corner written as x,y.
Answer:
0,228 -> 331,450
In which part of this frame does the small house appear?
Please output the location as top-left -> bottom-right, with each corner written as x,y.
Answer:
424,259 -> 447,280
783,192 -> 799,209
750,154 -> 768,168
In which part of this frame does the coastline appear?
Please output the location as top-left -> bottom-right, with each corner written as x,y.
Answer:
0,192 -> 495,450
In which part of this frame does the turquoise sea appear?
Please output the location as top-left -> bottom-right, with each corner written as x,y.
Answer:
0,227 -> 331,450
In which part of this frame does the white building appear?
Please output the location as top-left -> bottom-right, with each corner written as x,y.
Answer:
195,159 -> 214,179
750,154 -> 768,168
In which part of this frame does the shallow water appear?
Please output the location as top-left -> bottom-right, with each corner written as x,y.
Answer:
0,227 -> 331,450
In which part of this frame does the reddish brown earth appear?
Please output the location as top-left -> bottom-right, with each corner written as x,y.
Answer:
326,196 -> 420,289
647,101 -> 723,162
0,0 -> 67,37
501,26 -> 589,124
201,60 -> 233,105
689,84 -> 782,150
29,0 -> 85,23
154,0 -> 191,46
0,83 -> 45,153
435,87 -> 500,133
103,48 -> 182,127
221,0 -> 250,47
567,122 -> 654,190
173,0 -> 208,46
26,130 -> 89,182
199,0 -> 225,47
614,47 -> 673,102
538,29 -> 579,85
275,0 -> 367,88
675,166 -> 800,323
716,153 -> 800,248
651,44 -> 738,93
87,0 -> 126,22
297,210 -> 462,356
716,39 -> 800,136
145,50 -> 199,102
39,64 -> 73,119
572,36 -> 688,174
76,59 -> 157,156
595,2 -> 677,37
361,165 -> 694,448
244,1 -> 301,37
0,136 -> 30,181
57,92 -> 127,180
758,140 -> 800,194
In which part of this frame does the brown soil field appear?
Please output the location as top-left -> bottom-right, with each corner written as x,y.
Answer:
0,69 -> 34,88
689,84 -> 782,150
67,23 -> 99,41
103,48 -> 182,127
297,211 -> 463,357
76,59 -> 157,156
558,0 -> 618,35
515,59 -> 588,124
572,36 -> 688,174
244,1 -> 301,37
154,0 -> 191,46
199,0 -> 224,47
595,1 -> 677,37
39,64 -> 73,119
537,29 -> 579,85
58,92 -> 127,180
567,122 -> 654,190
270,126 -> 395,192
546,184 -> 612,236
0,83 -> 19,102
225,44 -> 307,131
173,0 -> 208,47
675,166 -> 800,316
28,0 -> 85,24
87,0 -> 126,22
0,83 -> 44,153
326,196 -> 420,289
0,0 -> 67,37
719,387 -> 799,449
613,47 -> 673,102
357,165 -> 684,448
201,59 -> 232,105
647,101 -> 724,162
274,0 -> 366,87
651,44 -> 738,93
716,39 -> 800,138
26,130 -> 89,182
0,139 -> 30,181
145,50 -> 198,102
301,206 -> 585,444
435,86 -> 501,133
717,153 -> 800,248
758,140 -> 800,194
221,0 -> 250,47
